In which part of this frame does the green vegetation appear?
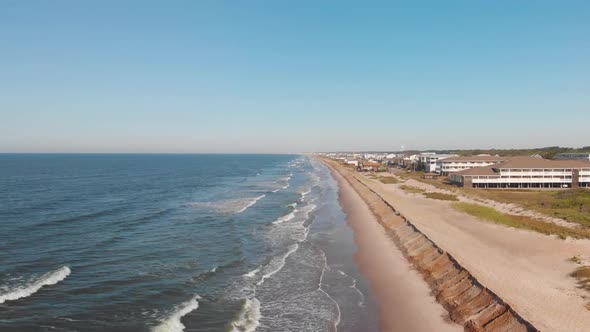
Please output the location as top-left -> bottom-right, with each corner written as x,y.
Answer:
423,192 -> 459,201
464,188 -> 590,227
399,185 -> 426,194
400,146 -> 590,159
451,202 -> 590,239
396,167 -> 590,227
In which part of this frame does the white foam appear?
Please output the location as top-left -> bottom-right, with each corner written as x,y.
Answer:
257,244 -> 299,286
338,270 -> 365,307
318,252 -> 341,331
288,202 -> 298,208
0,266 -> 71,304
300,189 -> 312,201
190,195 -> 266,214
243,266 -> 261,278
229,298 -> 261,332
272,210 -> 297,225
209,267 -> 217,273
236,195 -> 266,213
301,204 -> 317,220
152,295 -> 201,332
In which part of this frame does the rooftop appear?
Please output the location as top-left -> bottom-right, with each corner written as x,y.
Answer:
455,165 -> 499,177
442,156 -> 507,162
493,156 -> 590,169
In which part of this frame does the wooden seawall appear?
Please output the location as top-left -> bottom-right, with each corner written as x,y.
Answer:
323,159 -> 539,332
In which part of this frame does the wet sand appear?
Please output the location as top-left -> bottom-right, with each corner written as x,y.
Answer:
329,167 -> 461,332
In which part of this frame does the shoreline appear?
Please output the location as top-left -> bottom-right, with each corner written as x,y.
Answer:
327,162 -> 461,332
321,157 -> 540,332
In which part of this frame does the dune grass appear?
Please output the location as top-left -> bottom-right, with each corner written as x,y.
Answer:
451,202 -> 590,239
462,188 -> 590,227
400,185 -> 426,194
570,266 -> 590,301
377,176 -> 399,184
395,167 -> 590,227
423,192 -> 459,201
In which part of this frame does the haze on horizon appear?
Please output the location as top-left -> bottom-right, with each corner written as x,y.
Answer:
1,1 -> 589,154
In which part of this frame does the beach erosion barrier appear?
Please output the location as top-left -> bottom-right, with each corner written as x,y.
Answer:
322,159 -> 539,332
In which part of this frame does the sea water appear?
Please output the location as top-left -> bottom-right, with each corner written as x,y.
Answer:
0,154 -> 379,331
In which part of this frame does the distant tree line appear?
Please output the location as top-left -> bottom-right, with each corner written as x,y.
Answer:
399,146 -> 590,159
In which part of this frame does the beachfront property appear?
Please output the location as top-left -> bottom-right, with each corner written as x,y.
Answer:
450,156 -> 590,188
438,155 -> 507,175
417,153 -> 457,173
359,161 -> 385,172
345,159 -> 359,166
554,152 -> 590,161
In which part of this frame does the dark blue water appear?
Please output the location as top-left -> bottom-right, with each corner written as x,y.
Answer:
0,154 -> 378,332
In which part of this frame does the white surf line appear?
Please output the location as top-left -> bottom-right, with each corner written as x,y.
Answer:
318,252 -> 341,332
243,266 -> 261,278
272,210 -> 297,225
301,189 -> 311,197
337,270 -> 365,307
151,295 -> 201,332
256,244 -> 299,286
0,266 -> 71,304
236,195 -> 266,213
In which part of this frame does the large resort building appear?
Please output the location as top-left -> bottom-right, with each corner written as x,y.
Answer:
417,153 -> 457,173
450,156 -> 590,188
439,156 -> 507,175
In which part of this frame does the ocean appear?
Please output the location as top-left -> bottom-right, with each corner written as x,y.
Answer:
0,154 -> 379,332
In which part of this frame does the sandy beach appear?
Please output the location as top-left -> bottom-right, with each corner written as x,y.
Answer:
326,159 -> 590,332
329,164 -> 462,332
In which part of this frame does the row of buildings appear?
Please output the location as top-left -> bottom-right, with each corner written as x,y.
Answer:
324,151 -> 590,189
418,152 -> 590,189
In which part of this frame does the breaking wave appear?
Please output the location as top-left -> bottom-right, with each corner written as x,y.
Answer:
257,244 -> 299,286
152,295 -> 201,332
228,298 -> 261,332
0,266 -> 71,304
243,266 -> 261,278
272,210 -> 297,225
189,195 -> 265,214
236,195 -> 266,213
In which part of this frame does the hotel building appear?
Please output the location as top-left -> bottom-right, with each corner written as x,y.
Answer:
418,153 -> 456,173
438,156 -> 507,175
450,156 -> 590,189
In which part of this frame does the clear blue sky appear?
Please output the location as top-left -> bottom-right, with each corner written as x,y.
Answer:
1,1 -> 589,153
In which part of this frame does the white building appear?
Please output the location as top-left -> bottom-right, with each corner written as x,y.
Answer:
450,156 -> 590,188
555,153 -> 590,161
439,156 -> 506,175
422,154 -> 457,173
